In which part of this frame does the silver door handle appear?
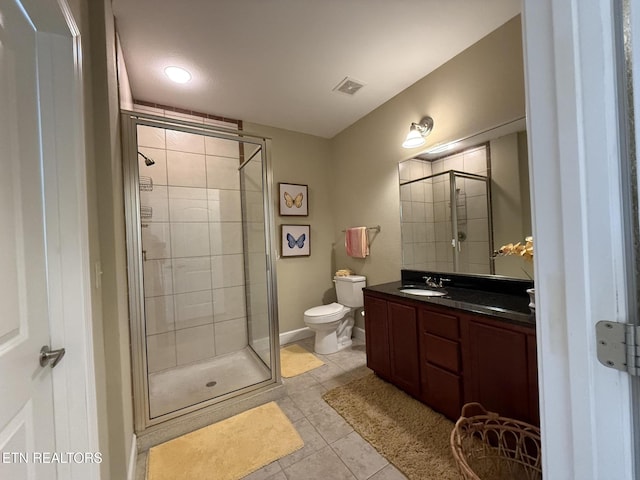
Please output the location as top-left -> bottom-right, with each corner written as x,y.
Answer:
40,345 -> 66,368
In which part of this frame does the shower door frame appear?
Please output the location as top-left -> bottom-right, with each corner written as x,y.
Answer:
121,111 -> 281,432
449,170 -> 495,275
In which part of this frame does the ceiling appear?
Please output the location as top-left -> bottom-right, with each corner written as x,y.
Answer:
113,1 -> 521,138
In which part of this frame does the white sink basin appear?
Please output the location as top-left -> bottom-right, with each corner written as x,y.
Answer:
399,288 -> 447,297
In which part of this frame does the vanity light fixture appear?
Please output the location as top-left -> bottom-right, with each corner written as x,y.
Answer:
402,116 -> 434,148
164,66 -> 192,84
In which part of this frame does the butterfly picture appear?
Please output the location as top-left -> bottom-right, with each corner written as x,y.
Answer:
281,225 -> 310,257
283,191 -> 304,208
279,183 -> 308,216
286,233 -> 306,248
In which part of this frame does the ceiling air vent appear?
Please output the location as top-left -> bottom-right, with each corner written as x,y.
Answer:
333,76 -> 365,96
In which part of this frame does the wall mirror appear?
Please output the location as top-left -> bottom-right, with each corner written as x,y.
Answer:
398,118 -> 533,280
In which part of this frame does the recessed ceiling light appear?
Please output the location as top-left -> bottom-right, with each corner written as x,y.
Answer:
164,66 -> 192,84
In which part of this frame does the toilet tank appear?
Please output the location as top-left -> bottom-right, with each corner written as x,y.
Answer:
334,275 -> 366,307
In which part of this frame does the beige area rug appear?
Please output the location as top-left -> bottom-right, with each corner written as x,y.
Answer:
280,344 -> 324,378
146,402 -> 303,480
323,373 -> 460,480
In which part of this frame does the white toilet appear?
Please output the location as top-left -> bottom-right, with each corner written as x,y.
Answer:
304,275 -> 366,355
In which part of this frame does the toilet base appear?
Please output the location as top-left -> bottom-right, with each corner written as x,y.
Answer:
314,332 -> 353,355
305,309 -> 355,355
313,330 -> 339,355
313,326 -> 354,355
337,337 -> 353,351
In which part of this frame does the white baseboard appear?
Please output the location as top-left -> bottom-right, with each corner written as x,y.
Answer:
279,327 -> 313,346
127,433 -> 137,480
279,326 -> 366,346
353,326 -> 366,342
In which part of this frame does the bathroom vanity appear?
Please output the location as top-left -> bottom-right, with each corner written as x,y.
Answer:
363,270 -> 538,425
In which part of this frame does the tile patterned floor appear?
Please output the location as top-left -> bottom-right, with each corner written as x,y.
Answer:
136,337 -> 408,480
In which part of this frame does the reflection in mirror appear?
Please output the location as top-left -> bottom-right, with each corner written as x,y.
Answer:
399,123 -> 532,280
400,145 -> 493,274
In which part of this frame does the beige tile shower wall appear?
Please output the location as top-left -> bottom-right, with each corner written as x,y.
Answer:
399,160 -> 435,271
137,119 -> 249,373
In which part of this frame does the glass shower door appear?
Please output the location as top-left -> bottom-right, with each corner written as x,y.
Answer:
452,173 -> 492,274
239,144 -> 273,368
433,172 -> 455,272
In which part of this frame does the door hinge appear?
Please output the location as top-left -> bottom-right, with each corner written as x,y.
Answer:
596,321 -> 640,376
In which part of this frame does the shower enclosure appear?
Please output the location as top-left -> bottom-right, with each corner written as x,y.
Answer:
399,145 -> 494,274
121,112 -> 280,431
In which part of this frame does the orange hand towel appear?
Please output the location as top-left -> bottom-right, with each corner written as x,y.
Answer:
345,227 -> 369,258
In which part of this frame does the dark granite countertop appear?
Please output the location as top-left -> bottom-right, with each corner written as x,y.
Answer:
364,272 -> 535,328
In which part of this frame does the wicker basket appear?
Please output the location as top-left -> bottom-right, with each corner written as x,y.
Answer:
450,403 -> 542,480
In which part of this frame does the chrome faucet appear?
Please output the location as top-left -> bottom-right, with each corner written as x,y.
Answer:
423,276 -> 452,288
423,276 -> 440,288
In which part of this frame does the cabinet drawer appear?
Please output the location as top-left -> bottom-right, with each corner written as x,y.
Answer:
423,333 -> 461,373
423,363 -> 463,421
419,309 -> 459,340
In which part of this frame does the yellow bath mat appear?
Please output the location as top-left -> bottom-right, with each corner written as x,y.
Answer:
280,344 -> 325,378
146,402 -> 303,480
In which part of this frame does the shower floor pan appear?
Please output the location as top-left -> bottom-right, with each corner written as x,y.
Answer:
148,347 -> 271,418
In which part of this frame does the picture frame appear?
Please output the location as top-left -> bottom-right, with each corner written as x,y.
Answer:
281,224 -> 310,257
279,183 -> 308,216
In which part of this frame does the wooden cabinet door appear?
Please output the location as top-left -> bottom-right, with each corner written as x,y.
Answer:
464,318 -> 532,423
363,295 -> 391,379
423,364 -> 463,420
388,301 -> 420,397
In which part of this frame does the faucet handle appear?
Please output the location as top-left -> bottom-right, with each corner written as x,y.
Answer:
422,276 -> 438,288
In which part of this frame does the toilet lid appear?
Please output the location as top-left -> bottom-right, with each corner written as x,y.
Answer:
305,302 -> 345,317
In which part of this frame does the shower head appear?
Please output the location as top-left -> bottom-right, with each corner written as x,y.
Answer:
138,151 -> 155,166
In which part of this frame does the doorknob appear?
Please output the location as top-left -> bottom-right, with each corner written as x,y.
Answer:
39,345 -> 66,368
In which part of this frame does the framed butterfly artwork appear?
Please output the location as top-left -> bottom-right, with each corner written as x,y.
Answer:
279,183 -> 308,216
281,224 -> 310,257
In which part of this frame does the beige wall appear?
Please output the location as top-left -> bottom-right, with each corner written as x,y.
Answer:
491,131 -> 533,279
330,16 -> 524,328
83,0 -> 134,477
244,123 -> 335,334
64,2 -> 113,477
518,131 -> 532,242
116,32 -> 134,110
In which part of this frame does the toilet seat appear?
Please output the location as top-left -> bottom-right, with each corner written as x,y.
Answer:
304,302 -> 349,324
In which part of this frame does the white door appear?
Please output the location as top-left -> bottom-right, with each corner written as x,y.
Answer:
523,0 -> 636,478
0,0 -> 76,478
